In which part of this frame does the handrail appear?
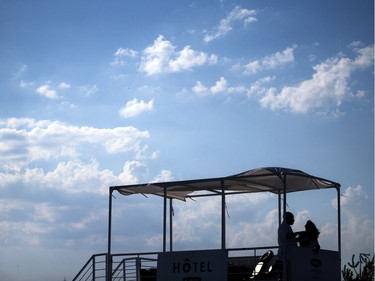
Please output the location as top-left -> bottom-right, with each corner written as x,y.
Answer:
72,246 -> 280,281
72,253 -> 107,281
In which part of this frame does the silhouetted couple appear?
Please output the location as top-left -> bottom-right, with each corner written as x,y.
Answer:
277,211 -> 320,260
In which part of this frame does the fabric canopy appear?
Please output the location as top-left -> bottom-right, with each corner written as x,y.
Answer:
112,167 -> 340,201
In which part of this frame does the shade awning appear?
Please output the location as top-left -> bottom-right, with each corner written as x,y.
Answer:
112,167 -> 340,201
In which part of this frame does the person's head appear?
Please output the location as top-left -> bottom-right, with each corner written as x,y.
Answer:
284,212 -> 295,225
305,220 -> 320,235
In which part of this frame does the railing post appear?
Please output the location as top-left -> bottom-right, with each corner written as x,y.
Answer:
136,257 -> 141,281
92,255 -> 96,280
122,259 -> 126,281
107,187 -> 113,281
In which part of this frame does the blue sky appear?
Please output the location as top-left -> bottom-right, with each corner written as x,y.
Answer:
0,0 -> 373,280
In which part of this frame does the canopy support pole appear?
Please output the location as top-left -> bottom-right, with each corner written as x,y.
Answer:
107,187 -> 113,281
278,190 -> 282,226
221,180 -> 226,250
337,186 -> 341,259
282,174 -> 287,281
163,187 -> 167,252
169,198 -> 173,252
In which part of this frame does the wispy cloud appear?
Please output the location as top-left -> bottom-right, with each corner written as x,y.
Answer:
112,48 -> 138,66
244,45 -> 297,75
14,64 -> 28,77
140,35 -> 217,75
79,84 -> 98,96
204,6 -> 258,43
119,98 -> 154,118
192,76 -> 246,95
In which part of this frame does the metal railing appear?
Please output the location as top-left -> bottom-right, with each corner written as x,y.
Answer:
112,256 -> 157,281
72,253 -> 108,281
72,246 -> 279,281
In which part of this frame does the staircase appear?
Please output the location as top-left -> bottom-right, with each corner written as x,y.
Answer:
72,253 -> 158,281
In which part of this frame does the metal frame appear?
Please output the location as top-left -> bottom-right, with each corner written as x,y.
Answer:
105,167 -> 341,281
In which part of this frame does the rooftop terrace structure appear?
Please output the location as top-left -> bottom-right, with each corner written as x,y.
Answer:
73,167 -> 341,281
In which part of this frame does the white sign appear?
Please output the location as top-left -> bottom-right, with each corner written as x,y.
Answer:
157,249 -> 228,281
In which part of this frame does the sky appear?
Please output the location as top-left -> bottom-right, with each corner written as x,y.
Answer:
0,0 -> 373,280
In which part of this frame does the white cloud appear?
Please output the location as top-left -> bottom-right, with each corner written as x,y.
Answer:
152,170 -> 174,183
20,80 -> 34,88
14,64 -> 28,77
139,35 -> 217,75
35,82 -> 70,99
331,185 -> 368,210
58,82 -> 71,89
36,85 -> 60,99
246,76 -> 275,97
169,46 -> 217,72
258,44 -> 374,114
118,160 -> 148,185
0,118 -> 151,170
228,209 -> 278,248
112,48 -> 138,65
244,45 -> 297,75
119,98 -> 154,118
139,35 -> 175,75
33,203 -> 57,223
210,76 -> 228,94
192,81 -> 209,94
204,6 -> 257,43
330,185 -> 373,255
80,84 -> 98,96
114,48 -> 138,57
192,76 -> 246,95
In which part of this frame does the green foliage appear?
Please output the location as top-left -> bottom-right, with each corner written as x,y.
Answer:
342,253 -> 374,281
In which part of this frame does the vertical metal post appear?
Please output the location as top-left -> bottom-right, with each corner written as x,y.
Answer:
122,259 -> 126,281
107,187 -> 113,281
136,257 -> 141,281
278,190 -> 282,226
337,186 -> 341,258
221,180 -> 226,250
163,187 -> 167,252
169,198 -> 173,252
93,255 -> 96,280
282,174 -> 287,281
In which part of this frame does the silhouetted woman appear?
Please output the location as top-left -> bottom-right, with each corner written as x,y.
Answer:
298,220 -> 320,253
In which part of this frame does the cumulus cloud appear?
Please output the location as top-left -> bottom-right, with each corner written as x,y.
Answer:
152,170 -> 174,183
119,98 -> 154,118
0,118 -> 151,170
244,45 -> 297,75
331,185 -> 368,210
139,35 -> 217,75
192,81 -> 209,94
204,6 -> 258,43
210,76 -> 228,94
330,185 -> 374,255
118,160 -> 148,185
258,44 -> 374,114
